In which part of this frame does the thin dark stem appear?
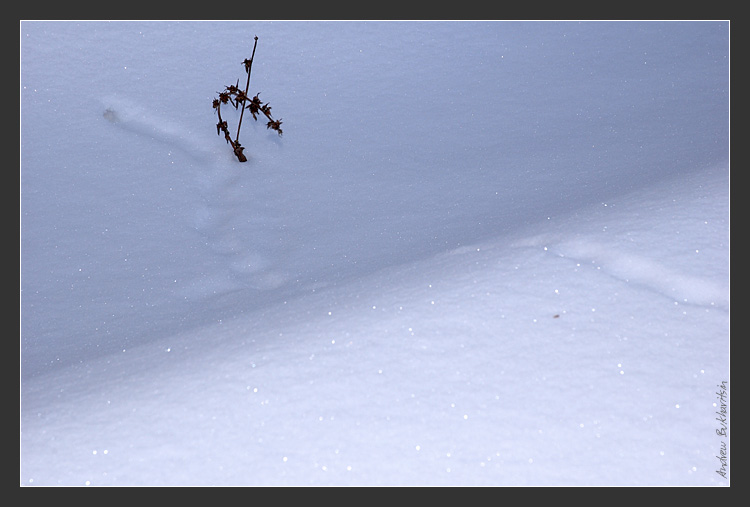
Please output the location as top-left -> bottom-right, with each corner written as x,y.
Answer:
215,99 -> 246,162
235,36 -> 258,144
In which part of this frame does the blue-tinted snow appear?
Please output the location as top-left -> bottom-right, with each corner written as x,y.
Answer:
20,21 -> 729,486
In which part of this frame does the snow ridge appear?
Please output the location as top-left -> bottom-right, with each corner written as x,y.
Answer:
553,238 -> 728,309
21,165 -> 729,486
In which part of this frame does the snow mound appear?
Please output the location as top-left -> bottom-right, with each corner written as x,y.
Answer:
20,166 -> 728,486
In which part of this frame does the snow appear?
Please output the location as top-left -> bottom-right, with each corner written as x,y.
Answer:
20,21 -> 729,486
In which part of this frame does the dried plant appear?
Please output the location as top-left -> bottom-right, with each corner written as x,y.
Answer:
212,36 -> 283,162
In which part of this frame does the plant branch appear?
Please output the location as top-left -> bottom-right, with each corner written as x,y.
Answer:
212,36 -> 282,162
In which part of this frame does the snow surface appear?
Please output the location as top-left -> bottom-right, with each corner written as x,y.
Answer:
20,21 -> 729,486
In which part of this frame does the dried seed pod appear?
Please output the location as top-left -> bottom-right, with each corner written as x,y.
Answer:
266,118 -> 283,136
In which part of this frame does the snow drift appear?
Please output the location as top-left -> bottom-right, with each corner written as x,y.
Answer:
20,21 -> 729,486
